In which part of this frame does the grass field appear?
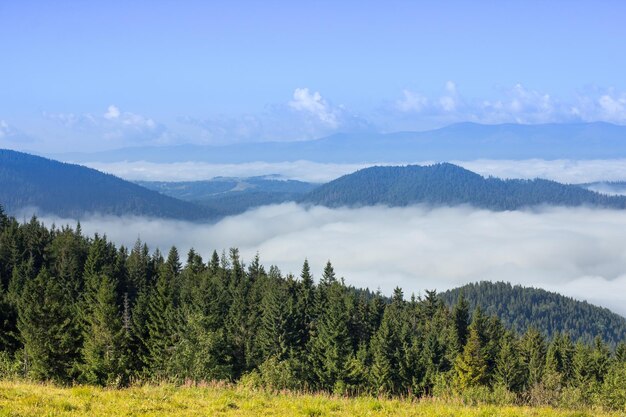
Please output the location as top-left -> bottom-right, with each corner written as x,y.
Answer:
0,380 -> 624,417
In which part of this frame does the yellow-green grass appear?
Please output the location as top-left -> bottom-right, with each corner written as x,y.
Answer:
0,380 -> 623,417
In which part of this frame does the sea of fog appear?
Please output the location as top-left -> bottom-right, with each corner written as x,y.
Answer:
83,158 -> 626,184
37,203 -> 626,317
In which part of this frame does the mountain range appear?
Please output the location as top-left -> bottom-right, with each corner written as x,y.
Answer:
50,122 -> 626,163
4,149 -> 626,219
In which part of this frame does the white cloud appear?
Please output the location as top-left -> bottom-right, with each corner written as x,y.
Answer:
0,120 -> 9,138
396,90 -> 429,112
289,88 -> 339,128
44,105 -> 167,145
597,94 -> 626,122
103,105 -> 121,120
34,204 -> 626,317
181,89 -> 373,144
0,119 -> 35,144
391,83 -> 626,128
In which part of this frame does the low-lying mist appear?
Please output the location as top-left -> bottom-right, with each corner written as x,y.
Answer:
37,203 -> 626,317
82,159 -> 626,184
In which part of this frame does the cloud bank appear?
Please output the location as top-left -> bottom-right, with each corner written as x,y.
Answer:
36,204 -> 626,317
83,159 -> 626,184
391,83 -> 626,129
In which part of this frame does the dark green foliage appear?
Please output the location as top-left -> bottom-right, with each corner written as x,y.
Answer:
301,163 -> 626,210
308,281 -> 352,391
79,274 -> 128,386
440,281 -> 626,346
17,268 -> 79,382
0,212 -> 623,408
495,332 -> 524,392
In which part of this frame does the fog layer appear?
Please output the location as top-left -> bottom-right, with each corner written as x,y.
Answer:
84,159 -> 626,184
38,204 -> 626,317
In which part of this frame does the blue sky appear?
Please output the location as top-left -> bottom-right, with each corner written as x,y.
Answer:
1,1 -> 626,151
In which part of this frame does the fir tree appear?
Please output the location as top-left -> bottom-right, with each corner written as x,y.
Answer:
454,325 -> 487,388
495,332 -> 524,392
18,268 -> 79,381
80,274 -> 127,386
452,293 -> 470,352
309,281 -> 351,391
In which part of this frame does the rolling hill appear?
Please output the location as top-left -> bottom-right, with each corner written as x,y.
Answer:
300,163 -> 626,210
0,149 -> 212,220
440,281 -> 626,345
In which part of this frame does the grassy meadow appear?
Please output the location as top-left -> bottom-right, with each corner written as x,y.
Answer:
0,380 -> 624,417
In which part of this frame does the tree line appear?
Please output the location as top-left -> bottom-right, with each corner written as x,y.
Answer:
0,207 -> 624,409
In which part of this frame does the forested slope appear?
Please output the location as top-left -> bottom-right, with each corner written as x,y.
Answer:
301,163 -> 626,210
439,281 -> 626,345
0,149 -> 211,220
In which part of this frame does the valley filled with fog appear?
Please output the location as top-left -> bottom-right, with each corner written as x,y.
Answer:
84,158 -> 626,186
36,202 -> 626,317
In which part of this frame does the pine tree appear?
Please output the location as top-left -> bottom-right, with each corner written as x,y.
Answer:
520,327 -> 546,387
370,288 -> 405,395
589,336 -> 610,384
452,293 -> 470,353
495,332 -> 524,392
144,248 -> 180,377
454,325 -> 487,389
308,281 -> 351,391
258,278 -> 291,360
294,259 -> 315,350
0,280 -> 19,353
571,341 -> 591,387
18,268 -> 79,381
80,274 -> 127,386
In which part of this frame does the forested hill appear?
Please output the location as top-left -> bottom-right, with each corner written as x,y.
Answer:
300,163 -> 626,210
0,149 -> 212,220
439,281 -> 626,346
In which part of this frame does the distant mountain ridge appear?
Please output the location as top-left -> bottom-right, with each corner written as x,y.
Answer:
440,281 -> 626,345
51,122 -> 626,163
0,149 -> 212,220
299,163 -> 626,210
3,150 -> 626,220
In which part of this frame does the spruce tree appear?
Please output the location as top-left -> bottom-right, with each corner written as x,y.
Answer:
454,325 -> 487,389
144,248 -> 180,377
308,281 -> 351,391
370,288 -> 405,395
258,277 -> 291,360
520,327 -> 546,387
452,293 -> 470,352
495,332 -> 524,392
295,259 -> 315,350
80,274 -> 127,386
18,268 -> 79,381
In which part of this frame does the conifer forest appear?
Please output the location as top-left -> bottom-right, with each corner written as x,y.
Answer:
0,207 -> 624,410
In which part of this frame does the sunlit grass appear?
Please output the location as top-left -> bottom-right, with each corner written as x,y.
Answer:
0,380 -> 623,417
